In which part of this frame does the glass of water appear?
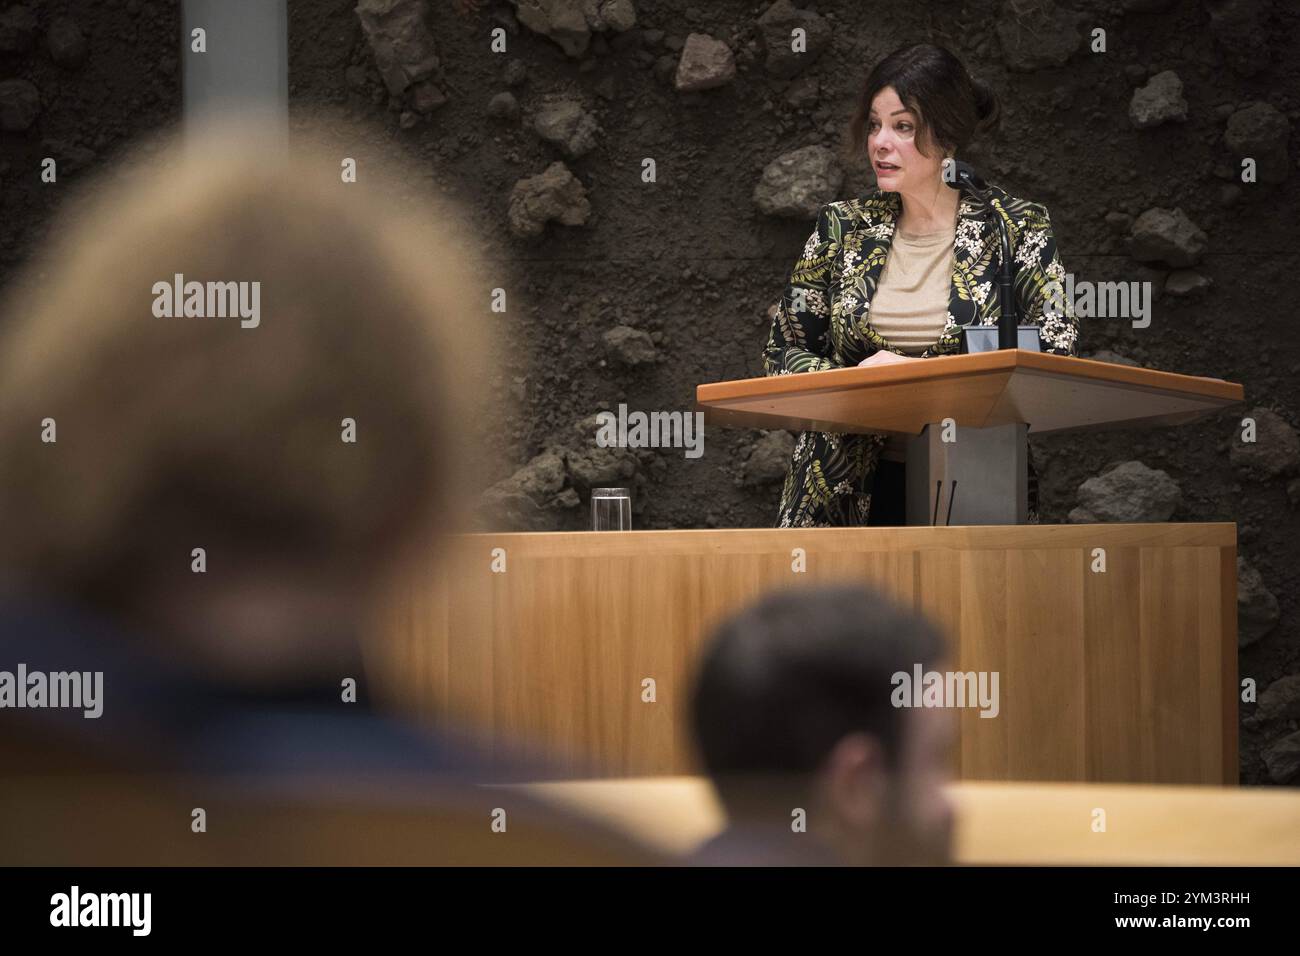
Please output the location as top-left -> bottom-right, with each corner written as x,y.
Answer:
591,487 -> 632,531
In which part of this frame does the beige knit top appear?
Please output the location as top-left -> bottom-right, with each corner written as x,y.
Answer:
868,222 -> 956,355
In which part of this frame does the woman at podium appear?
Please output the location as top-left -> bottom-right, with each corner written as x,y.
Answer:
762,43 -> 1079,528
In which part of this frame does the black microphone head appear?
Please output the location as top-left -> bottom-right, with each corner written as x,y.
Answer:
944,159 -> 986,192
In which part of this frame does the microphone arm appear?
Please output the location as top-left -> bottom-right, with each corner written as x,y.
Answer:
946,161 -> 1018,350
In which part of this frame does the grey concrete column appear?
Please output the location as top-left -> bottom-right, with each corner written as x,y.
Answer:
905,422 -> 1029,526
182,0 -> 288,150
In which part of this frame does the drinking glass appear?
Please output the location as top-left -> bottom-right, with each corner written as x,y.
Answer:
591,487 -> 632,531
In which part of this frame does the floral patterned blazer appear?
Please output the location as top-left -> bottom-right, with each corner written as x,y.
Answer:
762,184 -> 1080,374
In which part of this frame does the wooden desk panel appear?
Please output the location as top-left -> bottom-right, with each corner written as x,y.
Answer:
368,525 -> 1237,784
513,777 -> 1299,865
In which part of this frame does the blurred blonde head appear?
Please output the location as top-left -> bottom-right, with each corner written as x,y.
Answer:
0,120 -> 494,626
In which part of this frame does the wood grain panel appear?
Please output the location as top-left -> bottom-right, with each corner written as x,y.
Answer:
955,550 -> 1010,779
916,548 -> 963,778
1140,547 -> 1203,783
1083,546 -> 1141,781
1006,548 -> 1085,780
367,525 -> 1237,784
1219,544 -> 1240,784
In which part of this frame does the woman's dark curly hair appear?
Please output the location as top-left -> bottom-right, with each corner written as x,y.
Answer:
847,43 -> 1001,161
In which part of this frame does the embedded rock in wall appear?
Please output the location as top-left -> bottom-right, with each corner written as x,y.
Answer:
674,34 -> 736,92
996,0 -> 1085,72
602,325 -> 659,366
1206,0 -> 1272,77
1224,102 -> 1291,183
531,96 -> 601,157
753,145 -> 843,219
1237,556 -> 1280,648
508,162 -> 592,240
510,0 -> 637,58
1068,460 -> 1181,523
1129,70 -> 1187,129
1129,207 -> 1207,268
1230,407 -> 1300,480
355,0 -> 441,96
741,431 -> 795,487
755,0 -> 831,78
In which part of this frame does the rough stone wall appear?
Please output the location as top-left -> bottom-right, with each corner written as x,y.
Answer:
0,0 -> 1296,785
288,0 -> 1299,786
0,0 -> 180,287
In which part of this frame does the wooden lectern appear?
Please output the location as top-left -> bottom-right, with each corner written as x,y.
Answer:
367,353 -> 1246,786
697,350 -> 1244,524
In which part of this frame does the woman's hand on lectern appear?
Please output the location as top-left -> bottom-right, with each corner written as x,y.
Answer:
858,350 -> 921,367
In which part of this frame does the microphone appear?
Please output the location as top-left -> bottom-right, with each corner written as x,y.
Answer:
944,159 -> 987,193
942,159 -> 1024,352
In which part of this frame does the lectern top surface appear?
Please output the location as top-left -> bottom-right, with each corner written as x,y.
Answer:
696,350 -> 1243,437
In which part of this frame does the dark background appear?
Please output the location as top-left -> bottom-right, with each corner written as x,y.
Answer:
1,0 -> 1296,784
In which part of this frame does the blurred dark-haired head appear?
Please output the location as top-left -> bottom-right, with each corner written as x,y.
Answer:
690,584 -> 955,865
